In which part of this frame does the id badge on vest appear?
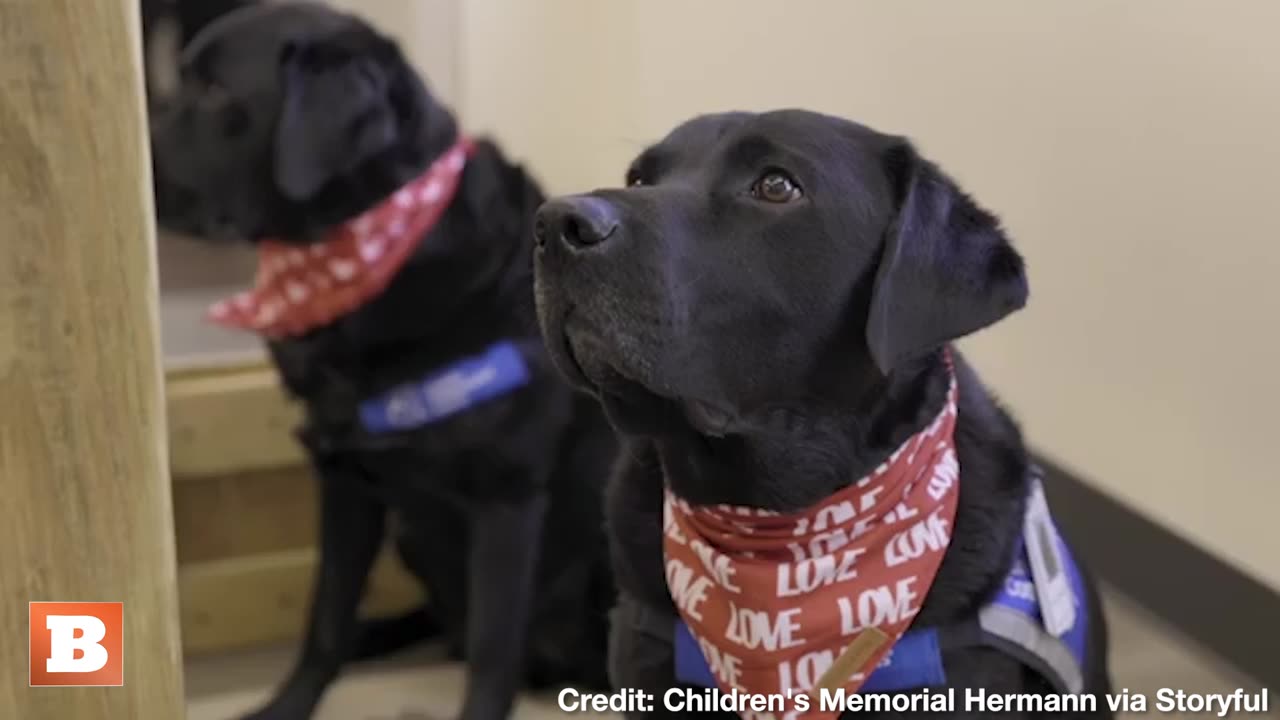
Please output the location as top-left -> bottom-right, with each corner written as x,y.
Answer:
1023,478 -> 1075,637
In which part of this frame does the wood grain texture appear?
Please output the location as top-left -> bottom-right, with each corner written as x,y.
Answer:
0,0 -> 186,717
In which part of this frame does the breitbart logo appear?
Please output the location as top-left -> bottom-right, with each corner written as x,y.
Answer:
29,602 -> 123,687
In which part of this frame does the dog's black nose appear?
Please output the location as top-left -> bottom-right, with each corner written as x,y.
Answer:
535,196 -> 619,250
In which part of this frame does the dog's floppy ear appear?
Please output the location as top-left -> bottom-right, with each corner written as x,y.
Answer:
273,34 -> 399,201
864,141 -> 1028,375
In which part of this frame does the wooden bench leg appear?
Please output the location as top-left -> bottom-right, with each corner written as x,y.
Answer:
0,0 -> 186,716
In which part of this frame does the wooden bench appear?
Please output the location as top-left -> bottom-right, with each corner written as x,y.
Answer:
168,360 -> 422,656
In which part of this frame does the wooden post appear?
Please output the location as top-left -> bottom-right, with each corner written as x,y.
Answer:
0,0 -> 186,718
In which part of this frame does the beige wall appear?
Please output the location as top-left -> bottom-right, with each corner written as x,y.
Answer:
327,0 -> 460,106
456,0 -> 1280,588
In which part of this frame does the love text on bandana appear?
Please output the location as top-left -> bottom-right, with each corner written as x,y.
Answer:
663,364 -> 960,720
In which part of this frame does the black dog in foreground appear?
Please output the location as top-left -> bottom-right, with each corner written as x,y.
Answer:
533,111 -> 1112,718
149,3 -> 615,720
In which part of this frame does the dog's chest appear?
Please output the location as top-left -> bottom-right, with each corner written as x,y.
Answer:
349,444 -> 540,508
274,328 -> 553,430
355,340 -> 532,434
284,337 -> 572,507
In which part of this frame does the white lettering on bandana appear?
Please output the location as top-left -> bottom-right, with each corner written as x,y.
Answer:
664,355 -> 960,720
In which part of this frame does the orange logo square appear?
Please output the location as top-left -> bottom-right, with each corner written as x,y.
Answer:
29,602 -> 124,687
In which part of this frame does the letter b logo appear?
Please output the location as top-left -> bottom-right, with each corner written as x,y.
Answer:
30,602 -> 123,687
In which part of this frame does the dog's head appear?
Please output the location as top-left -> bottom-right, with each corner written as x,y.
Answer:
149,1 -> 455,242
533,110 -> 1027,439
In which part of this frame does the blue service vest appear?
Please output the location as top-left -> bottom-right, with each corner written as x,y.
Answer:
357,340 -> 532,433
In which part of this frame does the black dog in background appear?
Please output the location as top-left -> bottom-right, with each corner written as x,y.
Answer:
147,3 -> 615,720
533,111 -> 1112,717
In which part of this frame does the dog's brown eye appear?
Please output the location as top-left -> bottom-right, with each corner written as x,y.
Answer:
625,169 -> 646,187
752,171 -> 802,203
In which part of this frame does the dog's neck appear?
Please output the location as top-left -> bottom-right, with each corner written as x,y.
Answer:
210,138 -> 473,339
653,350 -> 952,512
262,127 -> 543,401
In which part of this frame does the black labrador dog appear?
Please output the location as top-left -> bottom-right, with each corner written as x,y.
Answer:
533,111 -> 1112,718
149,3 -> 615,719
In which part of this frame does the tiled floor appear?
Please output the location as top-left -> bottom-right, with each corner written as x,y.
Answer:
186,588 -> 1273,720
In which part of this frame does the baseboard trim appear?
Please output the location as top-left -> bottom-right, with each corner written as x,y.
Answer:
1036,455 -> 1280,690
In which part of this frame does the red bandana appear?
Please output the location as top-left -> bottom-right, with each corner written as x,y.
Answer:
207,138 -> 474,338
663,360 -> 960,719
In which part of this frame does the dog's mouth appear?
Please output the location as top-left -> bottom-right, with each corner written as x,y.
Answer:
151,175 -> 263,243
561,332 -> 674,435
557,322 -> 737,438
